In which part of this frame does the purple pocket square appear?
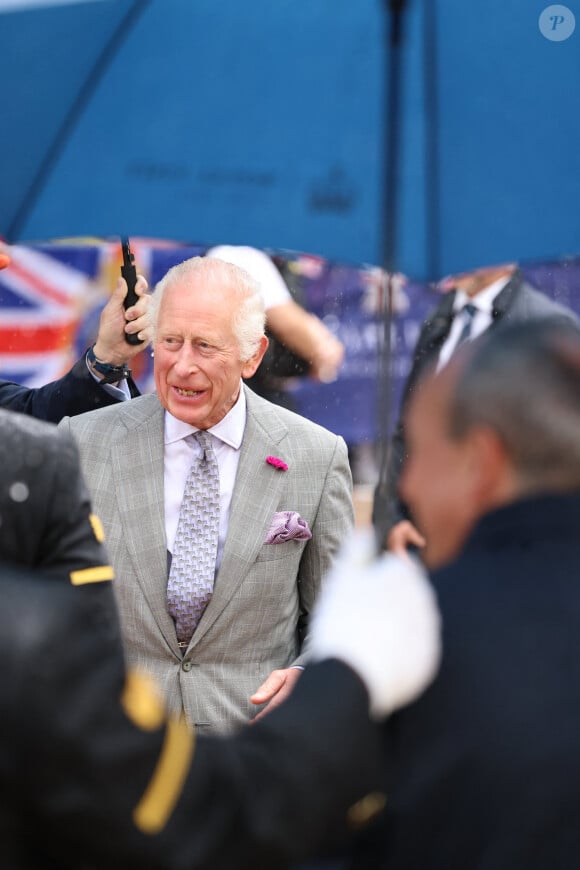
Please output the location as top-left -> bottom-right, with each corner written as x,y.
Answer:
264,511 -> 312,544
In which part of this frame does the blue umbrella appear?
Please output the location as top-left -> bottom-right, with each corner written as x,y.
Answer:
3,0 -> 579,280
396,0 -> 580,281
2,0 -> 384,267
0,0 -> 580,279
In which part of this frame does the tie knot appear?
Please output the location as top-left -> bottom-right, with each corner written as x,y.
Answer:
462,302 -> 478,320
193,430 -> 213,459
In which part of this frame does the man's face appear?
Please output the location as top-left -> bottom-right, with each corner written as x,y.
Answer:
400,373 -> 477,570
154,278 -> 265,429
451,263 -> 515,298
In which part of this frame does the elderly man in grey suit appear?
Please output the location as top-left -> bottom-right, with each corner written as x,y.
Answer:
60,256 -> 353,734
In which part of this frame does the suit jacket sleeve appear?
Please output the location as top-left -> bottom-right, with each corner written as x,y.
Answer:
173,660 -> 384,868
40,426 -> 114,578
0,409 -> 113,580
0,353 -> 140,423
372,360 -> 425,543
372,300 -> 451,541
8,558 -> 382,870
372,416 -> 409,541
293,434 -> 354,666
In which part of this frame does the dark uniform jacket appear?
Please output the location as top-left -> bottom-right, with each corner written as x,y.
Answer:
0,561 -> 383,869
373,271 -> 578,538
0,353 -> 139,423
352,492 -> 580,869
0,408 -> 114,577
0,411 -> 384,869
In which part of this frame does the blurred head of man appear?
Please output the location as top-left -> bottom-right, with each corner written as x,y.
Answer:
400,319 -> 580,570
149,256 -> 268,429
440,262 -> 516,297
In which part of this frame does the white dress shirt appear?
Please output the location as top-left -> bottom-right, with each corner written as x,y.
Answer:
164,385 -> 246,574
436,276 -> 511,371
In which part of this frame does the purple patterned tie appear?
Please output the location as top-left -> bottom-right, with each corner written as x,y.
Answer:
167,430 -> 220,648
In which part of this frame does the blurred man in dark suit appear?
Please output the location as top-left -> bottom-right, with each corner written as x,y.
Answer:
351,319 -> 580,869
374,262 -> 578,556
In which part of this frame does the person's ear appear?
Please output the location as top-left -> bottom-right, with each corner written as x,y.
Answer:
466,425 -> 515,508
241,335 -> 269,379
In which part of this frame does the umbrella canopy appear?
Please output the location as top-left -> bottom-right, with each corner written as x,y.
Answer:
2,0 -> 579,280
2,0 -> 385,266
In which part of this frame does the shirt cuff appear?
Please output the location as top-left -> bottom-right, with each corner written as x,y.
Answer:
85,358 -> 131,400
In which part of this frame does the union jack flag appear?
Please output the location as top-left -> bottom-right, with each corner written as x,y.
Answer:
0,238 -> 202,392
0,244 -> 96,386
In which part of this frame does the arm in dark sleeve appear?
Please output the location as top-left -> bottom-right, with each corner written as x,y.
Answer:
0,410 -> 113,579
373,415 -> 410,542
0,353 -> 140,423
7,562 -> 383,870
39,424 -> 115,578
373,307 -> 446,542
170,660 -> 384,868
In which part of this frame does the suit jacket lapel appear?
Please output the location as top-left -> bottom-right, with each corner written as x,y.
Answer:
188,387 -> 289,649
428,290 -> 456,348
491,270 -> 521,323
110,396 -> 180,652
408,291 -> 456,391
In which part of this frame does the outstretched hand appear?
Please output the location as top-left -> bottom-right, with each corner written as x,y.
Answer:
386,520 -> 426,559
249,666 -> 303,722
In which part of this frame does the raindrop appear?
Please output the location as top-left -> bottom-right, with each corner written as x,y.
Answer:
9,482 -> 29,503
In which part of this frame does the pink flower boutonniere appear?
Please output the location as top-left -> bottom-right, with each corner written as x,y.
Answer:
266,455 -> 288,471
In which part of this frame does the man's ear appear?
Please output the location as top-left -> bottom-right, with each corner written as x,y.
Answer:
241,335 -> 269,379
466,425 -> 516,509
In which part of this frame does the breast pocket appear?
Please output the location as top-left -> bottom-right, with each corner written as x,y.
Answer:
253,539 -> 307,563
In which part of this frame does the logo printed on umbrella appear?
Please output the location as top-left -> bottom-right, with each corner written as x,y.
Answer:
539,5 -> 576,41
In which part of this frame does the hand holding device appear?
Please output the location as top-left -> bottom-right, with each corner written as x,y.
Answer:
121,238 -> 144,346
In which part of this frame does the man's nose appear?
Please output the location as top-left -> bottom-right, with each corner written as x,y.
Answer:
173,345 -> 199,375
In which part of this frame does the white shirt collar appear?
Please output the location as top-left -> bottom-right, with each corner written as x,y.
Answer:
164,383 -> 247,449
452,275 -> 512,315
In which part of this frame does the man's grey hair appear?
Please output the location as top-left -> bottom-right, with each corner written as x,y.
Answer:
448,318 -> 580,493
148,256 -> 266,360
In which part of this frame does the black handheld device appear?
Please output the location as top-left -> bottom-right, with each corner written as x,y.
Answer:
120,238 -> 144,346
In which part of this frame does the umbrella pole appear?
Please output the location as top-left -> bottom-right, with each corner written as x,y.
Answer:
374,0 -> 408,552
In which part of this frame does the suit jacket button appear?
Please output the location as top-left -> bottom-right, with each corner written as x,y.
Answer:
347,792 -> 387,829
182,661 -> 192,672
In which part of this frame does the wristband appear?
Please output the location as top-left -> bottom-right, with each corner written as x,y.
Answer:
86,345 -> 132,385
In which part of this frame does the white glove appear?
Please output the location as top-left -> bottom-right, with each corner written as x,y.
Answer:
308,530 -> 441,719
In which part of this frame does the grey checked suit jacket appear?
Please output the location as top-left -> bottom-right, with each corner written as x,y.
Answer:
59,385 -> 353,734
